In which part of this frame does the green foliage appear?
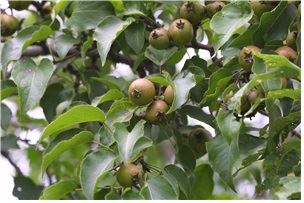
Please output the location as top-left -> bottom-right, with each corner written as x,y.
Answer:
1,0 -> 301,200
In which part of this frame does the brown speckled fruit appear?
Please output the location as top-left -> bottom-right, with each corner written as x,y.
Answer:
239,45 -> 261,72
169,18 -> 194,46
145,100 -> 169,124
206,1 -> 225,18
128,78 -> 155,106
149,27 -> 170,49
180,1 -> 205,25
116,163 -> 142,188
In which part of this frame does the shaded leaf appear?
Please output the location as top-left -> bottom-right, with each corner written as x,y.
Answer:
42,131 -> 94,172
190,164 -> 214,200
67,1 -> 114,32
94,16 -> 135,66
141,176 -> 178,200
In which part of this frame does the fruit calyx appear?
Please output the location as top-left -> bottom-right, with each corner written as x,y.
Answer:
176,19 -> 185,29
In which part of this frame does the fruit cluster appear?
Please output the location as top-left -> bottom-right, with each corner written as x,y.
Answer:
149,1 -> 225,49
128,78 -> 174,124
1,1 -> 53,37
225,1 -> 300,118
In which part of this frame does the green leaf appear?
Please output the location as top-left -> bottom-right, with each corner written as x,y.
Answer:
207,135 -> 239,191
141,176 -> 178,200
12,58 -> 55,114
1,103 -> 12,130
67,1 -> 114,33
91,89 -> 124,107
94,16 -> 135,66
54,0 -> 68,14
146,75 -> 171,86
144,46 -> 178,66
111,0 -> 125,12
23,25 -> 53,49
267,89 -> 301,100
164,165 -> 191,198
41,105 -> 105,141
39,180 -> 77,200
210,1 -> 253,50
122,189 -> 144,200
105,99 -> 137,126
190,164 -> 214,200
274,176 -> 301,200
54,34 -> 79,58
0,80 -> 17,100
255,53 -> 301,80
80,149 -> 116,199
167,72 -> 196,114
201,58 -> 240,107
42,131 -> 94,172
113,120 -> 152,162
124,22 -> 145,53
216,109 -> 242,144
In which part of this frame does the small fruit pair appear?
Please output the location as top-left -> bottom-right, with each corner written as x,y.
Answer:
149,18 -> 194,49
128,78 -> 174,124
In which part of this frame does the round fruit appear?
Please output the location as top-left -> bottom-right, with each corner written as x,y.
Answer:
163,85 -> 174,105
250,0 -> 274,17
1,13 -> 19,36
206,1 -> 225,18
128,78 -> 155,106
8,0 -> 31,10
239,45 -> 261,72
116,163 -> 142,188
149,27 -> 170,49
180,1 -> 205,25
168,18 -> 194,46
275,46 -> 297,62
286,31 -> 297,48
188,127 -> 212,157
145,100 -> 169,124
